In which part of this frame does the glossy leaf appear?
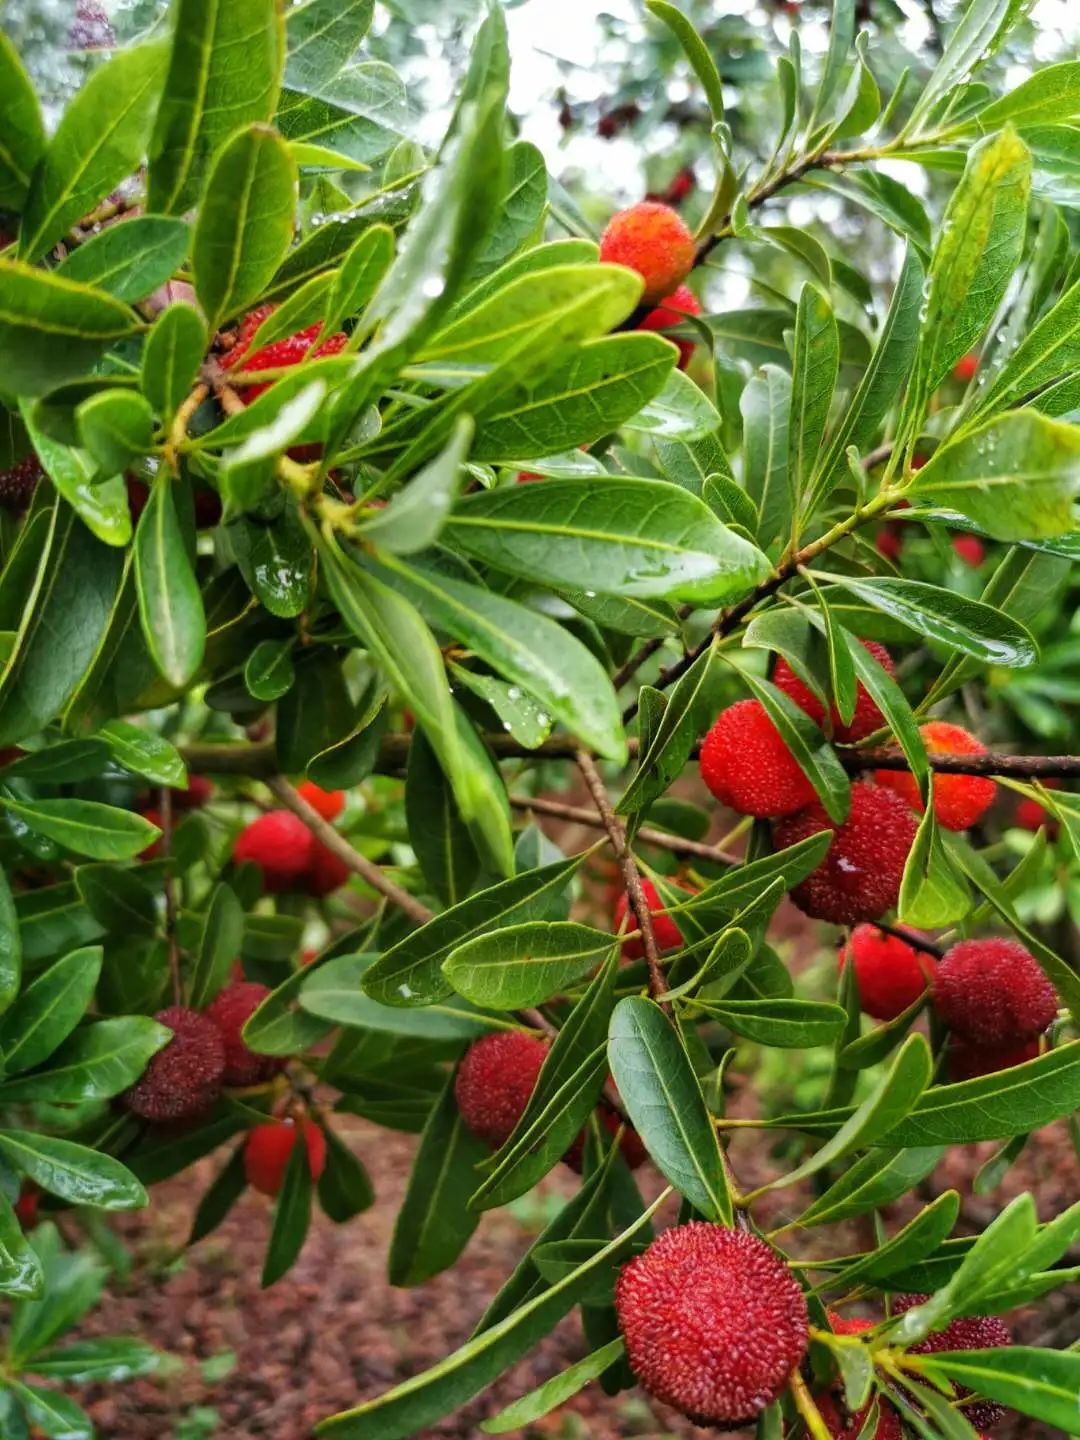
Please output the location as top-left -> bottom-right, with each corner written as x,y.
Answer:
444,922 -> 616,1010
359,418 -> 471,555
789,282 -> 839,521
0,865 -> 21,1016
692,998 -> 847,1049
794,1145 -> 945,1227
75,864 -> 157,935
302,954 -> 492,1040
2,797 -> 159,861
261,1134 -> 313,1287
0,32 -> 45,211
134,477 -> 205,688
285,0 -> 374,93
0,945 -> 103,1074
189,883 -> 244,1011
405,727 -> 479,907
618,642 -> 717,814
0,1132 -> 147,1210
77,390 -> 154,475
141,303 -> 207,423
482,1338 -> 626,1434
56,217 -> 189,303
741,364 -> 792,547
0,262 -> 140,396
0,1017 -> 170,1104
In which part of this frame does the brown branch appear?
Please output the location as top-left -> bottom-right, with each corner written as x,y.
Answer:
871,919 -> 946,959
576,749 -> 666,1001
509,792 -> 739,865
847,751 -> 1080,780
158,786 -> 182,1008
266,776 -> 432,925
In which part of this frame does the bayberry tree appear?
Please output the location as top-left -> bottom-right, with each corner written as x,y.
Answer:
0,0 -> 1078,1435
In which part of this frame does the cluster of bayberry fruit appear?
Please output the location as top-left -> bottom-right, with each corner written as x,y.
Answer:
231,781 -> 350,897
612,1223 -> 1011,1433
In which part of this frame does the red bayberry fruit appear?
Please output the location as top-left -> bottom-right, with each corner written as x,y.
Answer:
68,0 -> 114,49
638,284 -> 701,369
243,1119 -> 327,1196
516,470 -> 543,483
13,1185 -> 38,1230
0,455 -> 42,512
952,352 -> 978,382
223,312 -> 348,403
304,840 -> 350,897
233,812 -> 315,893
663,166 -> 695,204
174,775 -> 214,811
876,721 -> 995,831
193,487 -> 222,529
773,640 -> 895,743
875,527 -> 903,563
828,1310 -> 873,1336
933,937 -> 1057,1046
840,925 -> 935,1021
295,781 -> 345,820
700,699 -> 817,817
614,1223 -> 808,1426
949,1035 -> 1041,1081
205,981 -> 282,1087
774,783 -> 918,924
952,533 -> 985,567
455,1031 -> 548,1149
613,878 -> 686,960
137,807 -> 163,861
124,1007 -> 225,1122
1014,780 -> 1059,834
892,1295 -> 1011,1430
599,202 -> 695,304
817,1391 -> 902,1440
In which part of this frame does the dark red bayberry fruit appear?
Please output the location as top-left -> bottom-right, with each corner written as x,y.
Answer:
0,455 -> 43,512
933,937 -> 1057,1046
455,1031 -> 547,1149
205,981 -> 283,1087
124,1007 -> 225,1122
892,1294 -> 1011,1430
773,640 -> 895,743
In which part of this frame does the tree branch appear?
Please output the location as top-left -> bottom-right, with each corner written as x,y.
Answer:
266,776 -> 433,925
509,792 -> 739,865
575,749 -> 666,1000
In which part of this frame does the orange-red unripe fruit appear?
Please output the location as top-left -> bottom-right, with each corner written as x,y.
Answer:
638,284 -> 701,369
613,877 -> 685,960
614,1223 -> 808,1426
700,699 -> 816,817
840,925 -> 935,1020
876,721 -> 995,831
933,937 -> 1057,1046
952,352 -> 978,382
773,640 -> 895,743
295,781 -> 345,820
773,783 -> 917,924
599,202 -> 695,304
244,1119 -> 327,1196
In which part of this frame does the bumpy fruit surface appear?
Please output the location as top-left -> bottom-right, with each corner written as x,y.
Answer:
774,783 -> 917,924
614,1223 -> 808,1426
124,1007 -> 225,1122
893,1294 -> 1011,1429
773,640 -> 895,743
244,1119 -> 327,1196
233,812 -> 315,893
296,781 -> 345,820
455,1031 -> 548,1149
817,1391 -> 901,1440
638,284 -> 701,369
700,699 -> 816,817
0,455 -> 42,511
933,937 -> 1057,1045
841,925 -> 935,1021
613,878 -> 685,960
205,981 -> 282,1087
224,308 -> 348,402
599,202 -> 695,304
876,721 -> 995,831
949,1035 -> 1040,1082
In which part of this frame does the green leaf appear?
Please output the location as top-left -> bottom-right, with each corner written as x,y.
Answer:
189,1146 -> 248,1245
317,1122 -> 374,1223
0,1190 -> 43,1299
444,923 -> 616,1010
388,1070 -> 489,1287
0,945 -> 102,1076
980,62 -> 1080,128
373,554 -> 626,763
793,1145 -> 944,1226
315,1194 -> 664,1439
77,390 -> 154,475
243,964 -> 330,1057
760,1034 -> 933,1193
618,642 -> 717,814
134,476 -> 206,688
692,998 -> 847,1049
245,638 -> 295,702
741,363 -> 792,548
0,866 -> 21,1017
285,0 -> 374,93
909,0 -> 1025,130
482,1338 -> 627,1434
0,31 -> 45,211
75,864 -> 157,935
2,797 -> 158,861
468,334 -> 675,460
362,853 -> 587,1007
20,407 -> 131,547
789,283 -> 839,522
739,670 -> 851,824
8,1383 -> 92,1440
275,69 -> 406,173
55,216 -> 189,303
0,1131 -> 147,1210
148,0 -> 284,214
301,954 -> 492,1040
324,223 -> 395,335
404,727 -> 479,907
625,367 -> 723,442
917,1348 -> 1080,1431
0,1016 -> 170,1103
608,996 -> 733,1224
908,410 -> 1080,541
32,1337 -> 160,1382
913,127 -> 1031,402
0,261 -> 140,396
462,140 -> 548,284
445,477 -> 770,608
899,806 -> 971,928
261,1133 -> 313,1287
645,1 -> 725,120
231,503 -> 313,617
98,720 -> 186,787
191,124 -> 297,331
189,883 -> 244,1011
141,303 -> 207,423
835,1190 -> 960,1286
18,42 -> 168,260
360,418 -> 471,555
821,575 -> 1037,666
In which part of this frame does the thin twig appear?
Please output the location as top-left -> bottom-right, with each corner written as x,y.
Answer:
509,792 -> 739,865
871,919 -> 946,959
158,786 -> 182,1008
267,776 -> 432,925
847,751 -> 1080,780
576,749 -> 666,1001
